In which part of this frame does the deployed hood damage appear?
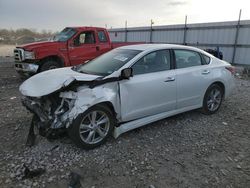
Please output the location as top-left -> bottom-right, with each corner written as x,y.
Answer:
20,67 -> 121,146
20,67 -> 102,97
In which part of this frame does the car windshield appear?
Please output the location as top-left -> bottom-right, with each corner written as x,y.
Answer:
74,49 -> 142,76
53,28 -> 76,42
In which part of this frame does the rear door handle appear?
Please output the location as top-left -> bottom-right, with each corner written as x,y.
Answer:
202,70 -> 210,75
164,77 -> 175,82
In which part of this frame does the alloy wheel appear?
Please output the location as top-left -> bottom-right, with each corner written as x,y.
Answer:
207,88 -> 222,112
79,110 -> 110,144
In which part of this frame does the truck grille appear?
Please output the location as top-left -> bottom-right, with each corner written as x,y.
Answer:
14,48 -> 24,62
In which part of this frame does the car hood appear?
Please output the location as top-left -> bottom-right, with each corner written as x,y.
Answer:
18,41 -> 64,51
20,67 -> 101,97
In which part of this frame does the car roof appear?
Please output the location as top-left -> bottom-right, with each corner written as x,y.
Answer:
119,43 -> 212,56
67,26 -> 106,31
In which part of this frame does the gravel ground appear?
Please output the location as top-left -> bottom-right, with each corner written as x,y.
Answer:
0,58 -> 250,188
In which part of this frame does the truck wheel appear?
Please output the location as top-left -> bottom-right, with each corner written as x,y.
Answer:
17,72 -> 29,80
40,60 -> 60,72
67,104 -> 115,149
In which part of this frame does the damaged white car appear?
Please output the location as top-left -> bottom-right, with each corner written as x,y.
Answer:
20,44 -> 235,149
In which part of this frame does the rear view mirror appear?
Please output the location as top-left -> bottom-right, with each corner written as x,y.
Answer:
121,68 -> 133,79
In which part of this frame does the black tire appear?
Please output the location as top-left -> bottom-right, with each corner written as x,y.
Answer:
202,84 -> 223,115
17,72 -> 29,80
40,60 -> 60,72
67,104 -> 115,149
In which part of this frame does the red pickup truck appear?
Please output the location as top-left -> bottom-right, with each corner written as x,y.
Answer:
14,27 -> 140,77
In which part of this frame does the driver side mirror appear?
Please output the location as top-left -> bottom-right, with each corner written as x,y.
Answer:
121,68 -> 133,79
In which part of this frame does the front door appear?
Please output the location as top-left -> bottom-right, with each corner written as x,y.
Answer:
119,49 -> 176,122
68,30 -> 97,66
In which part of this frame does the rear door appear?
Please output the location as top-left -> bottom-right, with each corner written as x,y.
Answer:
119,49 -> 176,122
96,30 -> 111,56
173,49 -> 211,109
68,30 -> 97,65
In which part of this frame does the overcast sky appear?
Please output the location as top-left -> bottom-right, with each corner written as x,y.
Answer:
0,0 -> 250,32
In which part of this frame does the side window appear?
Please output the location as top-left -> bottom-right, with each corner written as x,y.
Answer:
202,54 -> 211,64
174,50 -> 202,69
132,50 -> 171,75
75,31 -> 95,46
98,31 -> 108,42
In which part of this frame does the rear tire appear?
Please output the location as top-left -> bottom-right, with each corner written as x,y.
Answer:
67,104 -> 115,149
40,60 -> 60,72
202,84 -> 223,115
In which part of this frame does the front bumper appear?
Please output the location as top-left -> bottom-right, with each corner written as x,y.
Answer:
15,62 -> 39,74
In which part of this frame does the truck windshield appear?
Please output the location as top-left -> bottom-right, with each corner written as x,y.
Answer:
75,49 -> 142,76
53,28 -> 76,42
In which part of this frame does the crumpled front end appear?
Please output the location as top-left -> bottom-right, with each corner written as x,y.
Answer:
19,65 -> 121,146
22,93 -> 76,139
22,83 -> 119,144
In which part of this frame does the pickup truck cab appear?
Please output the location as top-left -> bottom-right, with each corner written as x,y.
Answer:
14,27 -> 140,77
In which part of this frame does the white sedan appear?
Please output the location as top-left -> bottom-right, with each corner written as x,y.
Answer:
20,44 -> 235,149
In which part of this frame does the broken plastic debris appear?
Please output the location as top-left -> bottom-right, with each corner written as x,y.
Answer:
68,172 -> 82,188
23,164 -> 45,179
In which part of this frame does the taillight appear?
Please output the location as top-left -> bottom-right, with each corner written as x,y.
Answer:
225,66 -> 235,75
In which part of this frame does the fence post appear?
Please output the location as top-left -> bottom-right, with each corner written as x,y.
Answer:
183,15 -> 187,45
150,19 -> 154,43
125,20 -> 128,42
232,9 -> 242,64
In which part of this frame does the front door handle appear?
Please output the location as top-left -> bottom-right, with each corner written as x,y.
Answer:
202,70 -> 210,75
164,77 -> 175,82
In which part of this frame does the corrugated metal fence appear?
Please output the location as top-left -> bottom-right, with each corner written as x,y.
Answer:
109,20 -> 250,65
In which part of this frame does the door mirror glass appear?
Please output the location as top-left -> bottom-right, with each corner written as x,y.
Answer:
121,68 -> 133,79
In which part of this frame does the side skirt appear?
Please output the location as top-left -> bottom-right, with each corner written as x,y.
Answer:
113,104 -> 201,138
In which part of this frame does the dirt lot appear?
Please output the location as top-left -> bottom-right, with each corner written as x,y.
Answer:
0,58 -> 249,188
0,45 -> 16,57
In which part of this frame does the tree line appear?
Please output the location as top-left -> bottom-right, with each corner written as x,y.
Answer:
0,28 -> 58,45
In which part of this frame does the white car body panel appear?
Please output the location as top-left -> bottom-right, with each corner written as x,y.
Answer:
19,44 -> 235,138
119,69 -> 176,121
59,83 -> 121,127
20,67 -> 101,97
113,103 -> 201,138
175,65 -> 212,109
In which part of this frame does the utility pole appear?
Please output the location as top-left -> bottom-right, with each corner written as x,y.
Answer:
232,9 -> 242,64
125,20 -> 128,42
150,19 -> 154,43
183,15 -> 188,45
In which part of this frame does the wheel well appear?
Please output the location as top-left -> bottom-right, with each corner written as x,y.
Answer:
40,55 -> 64,68
96,102 -> 117,117
211,81 -> 225,97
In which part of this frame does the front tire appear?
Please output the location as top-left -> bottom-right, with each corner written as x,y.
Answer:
67,105 -> 115,149
202,84 -> 223,115
40,60 -> 60,72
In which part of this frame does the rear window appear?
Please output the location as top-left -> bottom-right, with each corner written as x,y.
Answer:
98,31 -> 108,42
174,50 -> 202,69
202,54 -> 211,64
